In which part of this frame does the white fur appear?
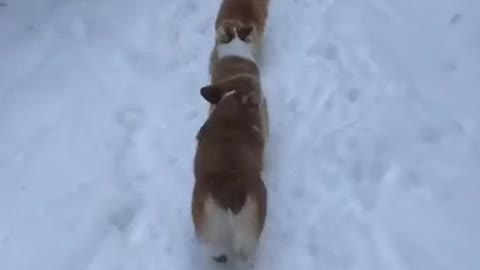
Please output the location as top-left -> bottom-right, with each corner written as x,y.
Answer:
199,195 -> 260,262
201,196 -> 232,258
217,36 -> 256,62
230,195 -> 260,261
221,89 -> 236,100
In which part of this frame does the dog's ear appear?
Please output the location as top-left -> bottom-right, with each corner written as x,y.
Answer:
237,25 -> 254,42
200,84 -> 223,104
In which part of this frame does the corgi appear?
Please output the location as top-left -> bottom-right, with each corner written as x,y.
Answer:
191,74 -> 268,265
209,0 -> 270,73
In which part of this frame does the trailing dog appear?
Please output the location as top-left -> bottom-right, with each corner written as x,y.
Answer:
191,31 -> 269,266
191,78 -> 267,265
209,0 -> 270,73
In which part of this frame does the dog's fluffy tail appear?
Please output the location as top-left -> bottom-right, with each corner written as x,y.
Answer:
208,173 -> 248,214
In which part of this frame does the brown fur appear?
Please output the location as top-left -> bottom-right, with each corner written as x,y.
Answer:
191,74 -> 268,261
211,55 -> 259,85
209,55 -> 269,138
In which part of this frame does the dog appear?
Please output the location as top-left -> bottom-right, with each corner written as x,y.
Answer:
209,0 -> 270,74
191,74 -> 268,266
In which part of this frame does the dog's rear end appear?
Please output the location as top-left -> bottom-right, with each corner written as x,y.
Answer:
191,171 -> 266,265
210,0 -> 271,72
215,0 -> 270,41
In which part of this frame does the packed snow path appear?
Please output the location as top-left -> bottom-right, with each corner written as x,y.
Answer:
1,0 -> 479,270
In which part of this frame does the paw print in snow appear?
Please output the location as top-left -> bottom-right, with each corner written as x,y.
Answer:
117,106 -> 145,131
346,88 -> 360,104
449,13 -> 463,25
324,43 -> 338,61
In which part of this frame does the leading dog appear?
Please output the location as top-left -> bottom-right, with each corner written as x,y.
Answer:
209,0 -> 271,74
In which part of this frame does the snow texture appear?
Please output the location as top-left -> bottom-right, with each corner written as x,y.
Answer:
0,0 -> 479,269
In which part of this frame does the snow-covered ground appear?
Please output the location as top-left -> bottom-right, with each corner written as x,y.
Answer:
1,0 -> 479,269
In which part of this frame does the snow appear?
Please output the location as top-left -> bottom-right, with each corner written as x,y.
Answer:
0,0 -> 479,269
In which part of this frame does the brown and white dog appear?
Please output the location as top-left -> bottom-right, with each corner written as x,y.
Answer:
191,76 -> 268,266
191,33 -> 269,265
209,0 -> 270,74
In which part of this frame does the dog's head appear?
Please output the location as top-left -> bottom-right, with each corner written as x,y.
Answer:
216,20 -> 255,43
200,75 -> 262,112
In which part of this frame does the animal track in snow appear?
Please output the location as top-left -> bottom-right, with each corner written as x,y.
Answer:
449,13 -> 463,25
116,106 -> 145,132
